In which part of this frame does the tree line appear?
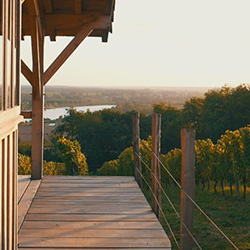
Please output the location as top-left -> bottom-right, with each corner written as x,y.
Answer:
42,84 -> 250,173
97,126 -> 250,198
19,84 -> 250,184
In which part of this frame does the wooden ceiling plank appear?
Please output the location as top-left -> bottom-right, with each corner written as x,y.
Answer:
21,60 -> 33,86
75,0 -> 82,14
22,14 -> 111,36
105,0 -> 115,15
44,0 -> 53,14
44,28 -> 93,85
45,15 -> 110,30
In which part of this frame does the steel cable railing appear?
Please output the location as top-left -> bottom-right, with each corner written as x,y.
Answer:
137,136 -> 240,250
135,163 -> 180,249
135,152 -> 202,250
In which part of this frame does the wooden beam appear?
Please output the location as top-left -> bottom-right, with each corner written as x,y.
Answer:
31,30 -> 44,180
44,28 -> 93,85
21,60 -> 33,86
45,15 -> 110,30
102,28 -> 109,42
75,0 -> 82,14
105,0 -> 115,15
25,0 -> 43,39
22,14 -> 111,34
25,0 -> 45,180
44,0 -> 53,13
21,111 -> 32,119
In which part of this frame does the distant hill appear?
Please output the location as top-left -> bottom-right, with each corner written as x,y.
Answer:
21,85 -> 208,112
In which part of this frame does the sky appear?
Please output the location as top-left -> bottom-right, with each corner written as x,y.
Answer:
21,0 -> 250,88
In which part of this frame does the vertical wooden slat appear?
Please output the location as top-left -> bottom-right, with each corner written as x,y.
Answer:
6,136 -> 9,250
6,135 -> 10,249
0,0 -> 3,111
151,113 -> 162,221
10,0 -> 15,108
2,138 -> 7,249
6,0 -> 12,109
3,0 -> 8,110
8,134 -> 14,249
13,131 -> 18,249
16,0 -> 21,106
180,128 -> 196,250
0,0 -> 20,247
12,0 -> 16,108
0,139 -> 2,248
132,112 -> 142,188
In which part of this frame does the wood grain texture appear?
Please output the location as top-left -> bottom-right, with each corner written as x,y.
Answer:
19,237 -> 171,248
18,180 -> 41,231
18,176 -> 171,249
22,0 -> 115,41
18,175 -> 31,203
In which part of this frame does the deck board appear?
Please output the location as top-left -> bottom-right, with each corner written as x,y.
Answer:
18,175 -> 31,203
18,176 -> 171,249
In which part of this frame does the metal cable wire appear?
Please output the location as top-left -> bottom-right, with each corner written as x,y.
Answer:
152,150 -> 239,250
139,137 -> 181,188
137,136 -> 240,250
135,167 -> 180,249
136,153 -> 180,219
136,153 -> 202,250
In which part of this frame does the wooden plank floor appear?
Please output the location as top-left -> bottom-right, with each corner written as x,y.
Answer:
18,176 -> 171,249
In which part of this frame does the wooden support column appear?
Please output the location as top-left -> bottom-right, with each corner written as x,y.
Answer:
180,128 -> 196,250
31,30 -> 44,180
132,112 -> 142,188
25,0 -> 45,179
151,113 -> 162,221
31,83 -> 44,180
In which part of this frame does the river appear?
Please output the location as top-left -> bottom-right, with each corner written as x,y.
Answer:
44,105 -> 116,120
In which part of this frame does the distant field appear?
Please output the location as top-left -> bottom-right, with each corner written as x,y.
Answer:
21,85 -> 207,113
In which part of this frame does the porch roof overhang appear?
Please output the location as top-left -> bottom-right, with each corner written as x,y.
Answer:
22,0 -> 115,42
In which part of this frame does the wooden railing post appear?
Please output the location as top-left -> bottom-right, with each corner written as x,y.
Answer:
151,113 -> 162,221
180,128 -> 196,250
133,112 -> 142,188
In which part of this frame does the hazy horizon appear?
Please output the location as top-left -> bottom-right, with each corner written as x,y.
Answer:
21,0 -> 250,89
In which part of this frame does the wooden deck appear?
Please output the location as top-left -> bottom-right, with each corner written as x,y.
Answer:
18,175 -> 171,249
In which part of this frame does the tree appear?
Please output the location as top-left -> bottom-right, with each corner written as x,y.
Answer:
57,137 -> 88,175
182,97 -> 204,136
97,137 -> 152,182
161,148 -> 182,186
195,139 -> 214,189
153,103 -> 183,153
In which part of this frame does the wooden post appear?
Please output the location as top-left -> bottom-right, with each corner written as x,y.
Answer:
31,85 -> 44,179
151,113 -> 162,220
180,128 -> 196,250
30,12 -> 44,180
132,112 -> 142,188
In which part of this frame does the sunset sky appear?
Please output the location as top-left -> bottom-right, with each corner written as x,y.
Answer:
21,0 -> 250,88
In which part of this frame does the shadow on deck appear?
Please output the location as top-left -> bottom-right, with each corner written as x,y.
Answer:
18,175 -> 171,249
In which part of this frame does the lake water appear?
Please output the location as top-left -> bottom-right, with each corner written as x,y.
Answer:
44,105 -> 116,120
